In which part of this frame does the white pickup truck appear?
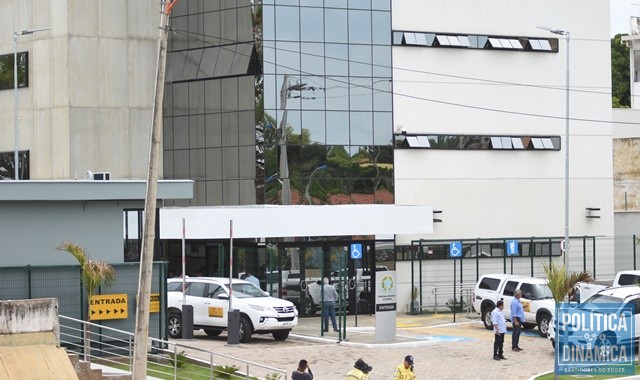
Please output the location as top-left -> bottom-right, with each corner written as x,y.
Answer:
473,274 -> 555,337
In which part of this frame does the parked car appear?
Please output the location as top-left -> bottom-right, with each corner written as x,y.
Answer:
473,274 -> 555,337
549,285 -> 640,350
167,277 -> 298,343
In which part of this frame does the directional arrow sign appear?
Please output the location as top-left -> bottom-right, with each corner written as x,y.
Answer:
89,294 -> 128,321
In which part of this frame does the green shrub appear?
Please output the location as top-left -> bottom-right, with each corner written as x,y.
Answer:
212,364 -> 239,379
265,373 -> 282,380
168,350 -> 188,368
446,297 -> 466,312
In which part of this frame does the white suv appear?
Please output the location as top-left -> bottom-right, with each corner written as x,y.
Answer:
167,277 -> 298,343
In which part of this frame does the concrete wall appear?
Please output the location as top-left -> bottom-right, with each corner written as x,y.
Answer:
0,0 -> 158,180
614,212 -> 640,272
393,0 -> 614,246
0,298 -> 59,347
0,199 -> 143,266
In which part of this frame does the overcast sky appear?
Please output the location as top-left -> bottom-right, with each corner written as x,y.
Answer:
612,1 -> 635,36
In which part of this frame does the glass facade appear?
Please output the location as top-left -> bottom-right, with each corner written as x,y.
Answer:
260,0 -> 393,205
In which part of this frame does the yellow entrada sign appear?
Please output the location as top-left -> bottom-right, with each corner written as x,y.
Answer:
89,294 -> 128,321
150,293 -> 160,313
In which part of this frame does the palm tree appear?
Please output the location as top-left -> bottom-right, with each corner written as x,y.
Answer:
542,262 -> 592,379
57,241 -> 116,359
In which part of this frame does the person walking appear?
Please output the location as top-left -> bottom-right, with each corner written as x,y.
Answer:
492,300 -> 507,360
292,359 -> 313,380
393,355 -> 416,380
346,358 -> 371,380
321,277 -> 339,332
244,271 -> 260,288
510,289 -> 525,352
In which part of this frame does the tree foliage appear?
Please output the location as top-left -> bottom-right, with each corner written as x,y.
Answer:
56,241 -> 116,299
612,34 -> 630,108
542,262 -> 591,303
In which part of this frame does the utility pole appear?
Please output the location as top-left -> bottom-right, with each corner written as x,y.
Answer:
132,1 -> 177,378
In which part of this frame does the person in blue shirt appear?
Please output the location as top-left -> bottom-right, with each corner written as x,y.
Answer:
510,289 -> 525,352
491,300 -> 507,360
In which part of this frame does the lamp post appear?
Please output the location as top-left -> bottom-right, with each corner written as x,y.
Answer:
14,27 -> 50,180
539,26 -> 570,268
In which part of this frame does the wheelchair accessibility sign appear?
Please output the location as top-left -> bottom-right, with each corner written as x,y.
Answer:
350,243 -> 362,259
449,242 -> 462,258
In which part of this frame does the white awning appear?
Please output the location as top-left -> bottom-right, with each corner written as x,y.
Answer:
160,204 -> 433,239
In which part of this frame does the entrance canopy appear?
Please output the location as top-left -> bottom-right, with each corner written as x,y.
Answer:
160,204 -> 433,239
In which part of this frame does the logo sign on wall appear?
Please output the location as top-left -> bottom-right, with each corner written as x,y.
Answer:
555,302 -> 634,376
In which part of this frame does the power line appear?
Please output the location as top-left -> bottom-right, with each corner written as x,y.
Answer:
170,28 -> 640,126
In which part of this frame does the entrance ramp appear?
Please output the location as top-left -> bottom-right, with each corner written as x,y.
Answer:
0,344 -> 78,380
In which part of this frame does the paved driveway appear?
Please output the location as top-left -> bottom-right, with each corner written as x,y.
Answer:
173,314 -> 555,379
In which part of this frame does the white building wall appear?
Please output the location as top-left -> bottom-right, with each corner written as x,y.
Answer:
0,1 -> 157,180
393,0 -> 614,249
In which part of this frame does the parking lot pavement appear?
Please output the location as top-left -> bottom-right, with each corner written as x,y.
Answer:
173,313 -> 555,380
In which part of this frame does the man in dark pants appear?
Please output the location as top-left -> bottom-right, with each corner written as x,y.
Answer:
510,289 -> 525,351
321,277 -> 339,332
491,300 -> 507,360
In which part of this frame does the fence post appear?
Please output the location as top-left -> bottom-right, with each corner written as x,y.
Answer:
592,236 -> 596,279
475,239 -> 479,282
530,237 -> 534,277
582,237 -> 587,272
634,234 -> 637,270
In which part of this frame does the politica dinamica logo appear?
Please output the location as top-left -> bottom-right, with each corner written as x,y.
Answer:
555,302 -> 634,376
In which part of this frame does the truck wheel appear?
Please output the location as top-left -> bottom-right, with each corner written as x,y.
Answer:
301,300 -> 315,316
482,307 -> 494,330
537,313 -> 551,337
272,330 -> 290,341
204,329 -> 222,337
239,316 -> 253,343
168,313 -> 182,339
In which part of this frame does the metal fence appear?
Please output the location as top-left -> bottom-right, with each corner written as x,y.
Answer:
0,262 -> 168,340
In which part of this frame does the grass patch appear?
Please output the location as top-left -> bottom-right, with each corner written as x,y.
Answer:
107,361 -> 259,379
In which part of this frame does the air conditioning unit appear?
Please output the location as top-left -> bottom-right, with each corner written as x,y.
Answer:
91,172 -> 111,181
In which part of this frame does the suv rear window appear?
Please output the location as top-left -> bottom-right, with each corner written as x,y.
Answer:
478,277 -> 501,290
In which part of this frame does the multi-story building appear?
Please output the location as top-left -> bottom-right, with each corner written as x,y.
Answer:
1,0 -> 617,313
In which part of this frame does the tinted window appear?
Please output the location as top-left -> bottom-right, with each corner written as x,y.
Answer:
503,281 -> 518,297
167,282 -> 183,292
207,284 -> 226,298
618,274 -> 640,286
187,282 -> 207,297
478,277 -> 500,290
519,283 -> 535,299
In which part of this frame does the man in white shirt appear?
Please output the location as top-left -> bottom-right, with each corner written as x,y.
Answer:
491,300 -> 507,360
244,272 -> 260,288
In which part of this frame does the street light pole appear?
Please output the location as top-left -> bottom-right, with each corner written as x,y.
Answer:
538,26 -> 570,268
13,27 -> 50,180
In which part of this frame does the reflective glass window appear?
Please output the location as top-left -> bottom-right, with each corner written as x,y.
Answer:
349,10 -> 371,44
173,82 -> 189,116
325,77 -> 349,110
279,109 -> 301,136
222,112 -> 239,147
173,116 -> 189,150
301,7 -> 324,42
301,0 -> 323,5
239,145 -> 256,180
350,112 -> 373,145
349,78 -> 372,111
326,112 -> 350,145
349,0 -> 371,9
222,147 -> 239,179
373,79 -> 392,111
264,41 -> 276,74
325,44 -> 349,76
372,46 -> 391,77
325,9 -> 348,43
275,42 -> 301,75
301,43 -> 325,76
275,0 -> 298,5
373,112 -> 392,145
263,5 -> 275,40
371,0 -> 391,11
189,115 -> 206,149
205,113 -> 222,147
263,74 -> 277,110
300,75 -> 325,110
275,6 -> 300,41
301,146 -> 327,176
325,0 -> 347,8
349,44 -> 372,77
302,111 -> 326,144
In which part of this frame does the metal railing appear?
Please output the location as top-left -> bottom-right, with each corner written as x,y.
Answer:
59,315 -> 288,380
430,283 -> 476,314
